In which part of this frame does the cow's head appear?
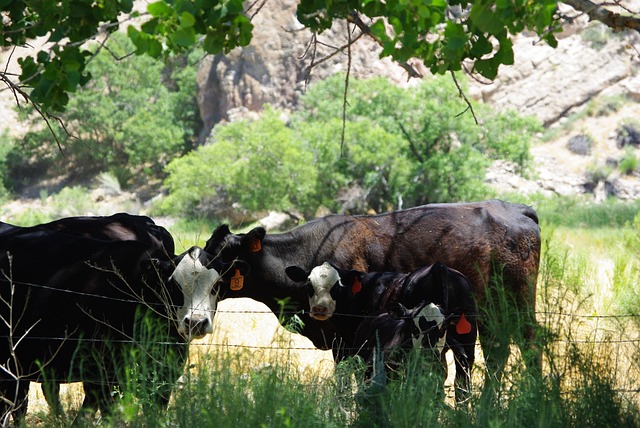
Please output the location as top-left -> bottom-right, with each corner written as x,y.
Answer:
389,301 -> 447,354
205,224 -> 266,263
164,246 -> 225,339
286,262 -> 358,320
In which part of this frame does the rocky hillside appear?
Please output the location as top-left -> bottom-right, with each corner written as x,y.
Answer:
195,0 -> 640,202
2,0 -> 640,214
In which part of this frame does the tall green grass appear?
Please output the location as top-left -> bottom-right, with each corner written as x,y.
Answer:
21,196 -> 640,427
26,236 -> 640,427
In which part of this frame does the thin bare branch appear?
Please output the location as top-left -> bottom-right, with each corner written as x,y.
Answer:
562,0 -> 640,32
306,32 -> 365,74
450,71 -> 478,125
394,117 -> 424,163
340,22 -> 353,154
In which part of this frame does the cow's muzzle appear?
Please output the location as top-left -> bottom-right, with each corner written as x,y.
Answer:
181,316 -> 212,339
310,306 -> 331,321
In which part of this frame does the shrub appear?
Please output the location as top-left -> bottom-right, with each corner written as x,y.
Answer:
11,32 -> 199,188
619,147 -> 639,175
159,74 -> 541,219
157,107 -> 317,218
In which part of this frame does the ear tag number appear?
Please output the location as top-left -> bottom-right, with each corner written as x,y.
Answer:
249,238 -> 261,252
230,269 -> 244,291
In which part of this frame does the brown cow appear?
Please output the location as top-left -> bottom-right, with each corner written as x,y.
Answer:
207,199 -> 541,390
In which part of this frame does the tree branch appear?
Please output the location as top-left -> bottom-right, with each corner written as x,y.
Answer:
450,71 -> 479,125
346,11 -> 423,79
562,0 -> 640,32
394,116 -> 424,163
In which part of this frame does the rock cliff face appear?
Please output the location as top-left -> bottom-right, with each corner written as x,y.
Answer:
196,0 -> 640,200
195,0 -> 409,143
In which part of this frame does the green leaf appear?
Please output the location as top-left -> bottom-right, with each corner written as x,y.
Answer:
236,17 -> 254,47
495,36 -> 513,65
469,33 -> 493,58
203,31 -> 224,54
180,11 -> 195,28
469,2 -> 505,34
171,27 -> 196,47
370,19 -> 387,40
147,1 -> 173,18
475,57 -> 499,80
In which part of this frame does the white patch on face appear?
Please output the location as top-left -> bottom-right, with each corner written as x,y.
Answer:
412,303 -> 446,352
307,262 -> 341,320
171,247 -> 221,339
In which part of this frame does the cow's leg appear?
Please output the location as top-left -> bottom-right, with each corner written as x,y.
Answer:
477,320 -> 510,405
71,382 -> 110,424
518,305 -> 542,378
449,324 -> 478,405
41,380 -> 63,417
451,345 -> 474,405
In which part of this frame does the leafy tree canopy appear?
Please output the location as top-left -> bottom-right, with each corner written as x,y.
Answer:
1,0 -> 639,113
7,32 -> 199,189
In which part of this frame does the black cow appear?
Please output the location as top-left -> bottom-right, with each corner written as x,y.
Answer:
0,213 -> 230,423
285,261 -> 478,401
205,200 -> 541,390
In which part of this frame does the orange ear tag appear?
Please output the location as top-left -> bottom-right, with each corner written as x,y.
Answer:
248,237 -> 261,253
230,269 -> 244,291
456,313 -> 472,335
351,277 -> 362,295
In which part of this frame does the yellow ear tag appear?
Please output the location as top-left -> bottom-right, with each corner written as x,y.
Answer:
230,269 -> 244,291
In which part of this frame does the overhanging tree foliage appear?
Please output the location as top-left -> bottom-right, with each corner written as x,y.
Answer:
1,0 -> 639,114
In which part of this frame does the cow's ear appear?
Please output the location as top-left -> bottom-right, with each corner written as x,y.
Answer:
339,269 -> 363,295
242,227 -> 266,253
388,302 -> 409,319
205,224 -> 231,254
285,265 -> 308,282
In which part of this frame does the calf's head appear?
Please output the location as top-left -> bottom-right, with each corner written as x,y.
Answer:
285,262 -> 354,320
389,301 -> 447,354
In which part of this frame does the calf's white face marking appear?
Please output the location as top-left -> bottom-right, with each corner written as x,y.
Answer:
307,262 -> 341,320
412,303 -> 447,353
171,247 -> 220,339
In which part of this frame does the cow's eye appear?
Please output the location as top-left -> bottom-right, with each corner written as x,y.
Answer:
306,282 -> 314,298
419,317 -> 432,333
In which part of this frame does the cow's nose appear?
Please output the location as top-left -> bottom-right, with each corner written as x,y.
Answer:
184,317 -> 211,338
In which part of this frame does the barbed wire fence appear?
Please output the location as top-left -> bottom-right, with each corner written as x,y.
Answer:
2,277 -> 639,402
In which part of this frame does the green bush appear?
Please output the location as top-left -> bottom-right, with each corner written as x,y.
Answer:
295,74 -> 538,209
619,147 -> 639,175
157,107 -> 317,217
11,32 -> 199,189
158,74 -> 540,220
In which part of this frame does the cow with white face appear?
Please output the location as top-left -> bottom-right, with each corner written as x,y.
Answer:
286,261 -> 477,403
352,301 -> 448,369
0,214 -> 237,423
171,246 -> 222,339
304,262 -> 343,320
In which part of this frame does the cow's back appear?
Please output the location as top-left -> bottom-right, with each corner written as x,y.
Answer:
0,215 -> 180,383
342,200 -> 541,305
